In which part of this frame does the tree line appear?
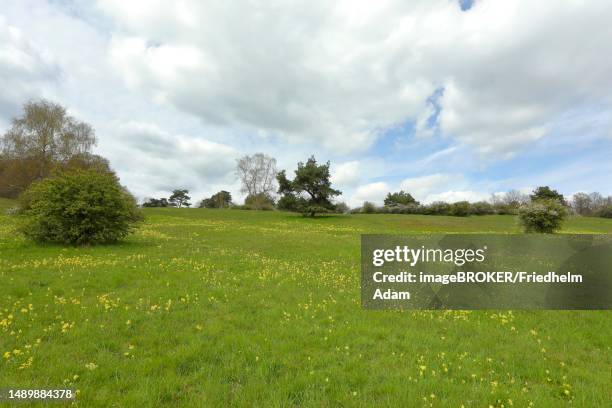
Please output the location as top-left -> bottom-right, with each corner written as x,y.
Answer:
3,99 -> 611,222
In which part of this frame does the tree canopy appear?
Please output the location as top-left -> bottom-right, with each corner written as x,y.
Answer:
200,191 -> 232,208
530,186 -> 566,205
384,191 -> 419,206
169,189 -> 191,208
277,156 -> 341,217
236,153 -> 277,198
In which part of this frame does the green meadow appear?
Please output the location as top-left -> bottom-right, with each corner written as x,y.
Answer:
1,199 -> 611,407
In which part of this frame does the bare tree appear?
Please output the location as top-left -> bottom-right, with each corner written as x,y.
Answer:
236,153 -> 277,198
571,192 -> 592,215
0,100 -> 99,197
503,189 -> 530,206
1,99 -> 96,179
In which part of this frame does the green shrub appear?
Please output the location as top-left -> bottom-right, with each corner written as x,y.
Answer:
518,199 -> 567,233
492,203 -> 519,215
244,193 -> 275,210
596,205 -> 612,218
19,170 -> 142,245
471,201 -> 494,215
424,201 -> 451,215
277,193 -> 306,212
449,201 -> 472,217
361,201 -> 376,214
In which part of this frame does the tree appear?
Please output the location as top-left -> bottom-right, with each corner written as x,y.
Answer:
200,191 -> 232,208
18,169 -> 142,245
530,186 -> 565,205
277,156 -> 341,217
384,191 -> 419,206
169,189 -> 191,208
449,201 -> 471,216
571,192 -> 592,215
518,199 -> 568,233
0,100 -> 97,197
142,197 -> 170,207
471,201 -> 494,215
236,153 -> 277,198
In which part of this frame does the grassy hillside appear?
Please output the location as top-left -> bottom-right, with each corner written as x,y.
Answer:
1,208 -> 610,406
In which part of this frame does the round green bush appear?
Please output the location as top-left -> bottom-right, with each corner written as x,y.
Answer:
518,199 -> 568,233
19,170 -> 142,245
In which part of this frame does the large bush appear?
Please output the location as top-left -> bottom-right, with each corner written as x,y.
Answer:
596,205 -> 612,218
19,170 -> 142,245
244,192 -> 275,210
518,199 -> 567,233
449,201 -> 472,217
424,201 -> 451,215
471,201 -> 495,215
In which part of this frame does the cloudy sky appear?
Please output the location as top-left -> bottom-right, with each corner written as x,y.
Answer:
1,0 -> 611,207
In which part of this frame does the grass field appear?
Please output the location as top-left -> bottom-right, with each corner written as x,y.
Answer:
1,199 -> 611,407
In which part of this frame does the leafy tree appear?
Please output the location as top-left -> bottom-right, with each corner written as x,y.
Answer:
449,201 -> 472,216
530,186 -> 565,205
0,100 -> 97,197
236,153 -> 277,198
200,191 -> 232,208
18,169 -> 142,245
518,199 -> 568,233
361,201 -> 377,214
571,192 -> 592,215
142,198 -> 171,207
169,189 -> 191,208
277,156 -> 341,217
276,193 -> 305,212
384,191 -> 419,206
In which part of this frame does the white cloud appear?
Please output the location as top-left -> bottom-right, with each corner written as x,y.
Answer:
0,16 -> 58,124
1,0 -> 612,200
399,173 -> 459,200
331,160 -> 362,187
424,190 -> 490,204
351,182 -> 390,207
99,0 -> 612,155
107,122 -> 238,201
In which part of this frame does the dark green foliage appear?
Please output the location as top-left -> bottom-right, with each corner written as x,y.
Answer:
361,201 -> 376,214
449,201 -> 472,216
142,197 -> 171,207
518,199 -> 568,233
492,203 -> 519,215
200,191 -> 232,208
471,201 -> 494,215
18,169 -> 142,245
530,186 -> 566,205
277,156 -> 341,217
276,193 -> 307,212
169,189 -> 191,208
384,191 -> 419,206
596,205 -> 612,218
244,192 -> 275,210
424,201 -> 451,215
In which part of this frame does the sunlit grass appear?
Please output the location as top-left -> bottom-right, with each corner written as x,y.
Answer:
1,204 -> 610,406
